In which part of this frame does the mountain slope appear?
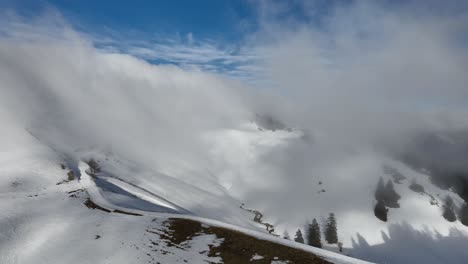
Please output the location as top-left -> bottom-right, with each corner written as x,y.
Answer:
0,126 -> 368,264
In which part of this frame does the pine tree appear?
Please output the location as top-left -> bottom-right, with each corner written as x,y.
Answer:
374,200 -> 388,222
374,178 -> 388,221
374,178 -> 400,221
383,180 -> 401,208
283,230 -> 291,240
294,229 -> 304,244
307,218 -> 322,248
375,177 -> 386,202
324,213 -> 338,244
442,196 -> 457,222
460,203 -> 468,226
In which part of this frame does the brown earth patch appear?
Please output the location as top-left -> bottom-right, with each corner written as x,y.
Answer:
84,198 -> 111,213
160,218 -> 331,264
113,209 -> 143,216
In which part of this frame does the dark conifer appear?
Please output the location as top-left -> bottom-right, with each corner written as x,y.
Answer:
383,180 -> 401,208
324,213 -> 338,244
374,200 -> 388,222
442,196 -> 457,222
307,218 -> 322,248
375,177 -> 386,202
459,203 -> 468,226
294,229 -> 304,244
374,178 -> 401,221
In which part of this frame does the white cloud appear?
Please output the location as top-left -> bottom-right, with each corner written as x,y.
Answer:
93,33 -> 259,82
0,13 -> 252,173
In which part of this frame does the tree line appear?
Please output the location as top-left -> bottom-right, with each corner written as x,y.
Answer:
374,177 -> 401,222
286,213 -> 341,251
374,176 -> 468,224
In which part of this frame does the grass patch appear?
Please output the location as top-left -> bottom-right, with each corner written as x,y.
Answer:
67,171 -> 75,181
56,171 -> 76,185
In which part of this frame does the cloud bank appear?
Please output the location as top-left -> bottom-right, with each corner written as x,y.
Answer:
231,0 -> 468,247
0,12 -> 251,175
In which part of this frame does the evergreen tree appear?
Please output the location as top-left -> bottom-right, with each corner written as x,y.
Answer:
307,218 -> 322,248
374,178 -> 388,222
383,180 -> 401,208
442,196 -> 457,222
374,178 -> 401,221
375,177 -> 386,202
294,229 -> 304,244
283,230 -> 291,240
324,213 -> 338,244
460,203 -> 468,226
374,200 -> 388,222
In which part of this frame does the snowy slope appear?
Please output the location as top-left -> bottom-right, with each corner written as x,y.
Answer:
202,123 -> 468,263
2,115 -> 468,263
0,122 -> 368,264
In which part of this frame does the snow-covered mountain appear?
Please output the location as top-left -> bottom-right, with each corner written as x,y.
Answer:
0,111 -> 369,264
2,17 -> 468,264
2,109 -> 468,263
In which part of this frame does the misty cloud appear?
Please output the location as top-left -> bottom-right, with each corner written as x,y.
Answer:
0,13 -> 251,174
235,0 -> 468,246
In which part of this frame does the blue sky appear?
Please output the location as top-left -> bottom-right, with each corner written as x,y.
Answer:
1,0 -> 467,83
0,0 -> 263,81
2,0 -> 256,41
0,0 -> 399,83
0,0 -> 350,83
